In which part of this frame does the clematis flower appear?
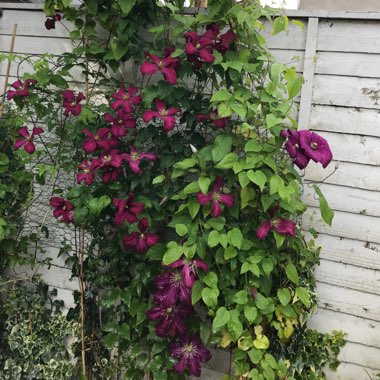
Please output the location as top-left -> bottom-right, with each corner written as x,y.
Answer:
76,160 -> 96,185
154,269 -> 191,307
14,126 -> 43,154
146,301 -> 192,337
93,149 -> 123,170
63,90 -> 85,116
101,166 -> 120,184
45,13 -> 62,30
197,176 -> 234,217
170,335 -> 211,377
122,217 -> 159,253
167,259 -> 209,288
205,24 -> 236,53
49,197 -> 74,224
196,109 -> 229,129
113,193 -> 144,225
184,31 -> 215,67
122,146 -> 157,175
140,52 -> 180,85
104,110 -> 136,137
111,84 -> 142,112
280,129 -> 310,170
299,130 -> 333,168
7,79 -> 37,100
143,99 -> 180,132
256,207 -> 296,240
82,128 -> 119,153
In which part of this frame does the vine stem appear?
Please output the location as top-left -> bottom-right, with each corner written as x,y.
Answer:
0,23 -> 17,118
79,228 -> 87,377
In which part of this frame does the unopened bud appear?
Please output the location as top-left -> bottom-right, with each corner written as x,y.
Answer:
190,144 -> 197,154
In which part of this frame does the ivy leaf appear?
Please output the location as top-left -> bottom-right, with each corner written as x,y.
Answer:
296,287 -> 310,307
285,262 -> 299,285
313,185 -> 334,226
88,195 -> 111,216
247,170 -> 266,192
277,288 -> 291,306
227,228 -> 243,249
213,307 -> 230,331
198,177 -> 210,195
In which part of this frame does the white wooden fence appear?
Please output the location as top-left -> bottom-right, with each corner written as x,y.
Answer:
1,4 -> 380,379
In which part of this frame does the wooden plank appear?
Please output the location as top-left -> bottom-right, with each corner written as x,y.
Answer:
315,234 -> 380,271
298,17 -> 318,130
309,105 -> 380,138
316,259 -> 380,296
264,21 -> 307,51
318,20 -> 380,53
305,160 -> 380,191
337,342 -> 380,370
324,362 -> 380,380
317,282 -> 380,321
309,308 -> 380,349
316,51 -> 380,78
313,75 -> 380,110
286,10 -> 380,21
270,49 -> 305,72
302,207 -> 380,244
303,183 -> 380,217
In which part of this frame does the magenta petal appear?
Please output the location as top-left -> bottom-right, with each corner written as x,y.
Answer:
294,151 -> 310,169
146,233 -> 159,247
129,160 -> 142,175
213,118 -> 228,128
199,48 -> 215,63
274,218 -> 296,237
162,116 -> 176,132
24,141 -> 36,154
136,238 -> 148,253
140,152 -> 157,161
143,110 -> 159,123
188,359 -> 202,377
213,176 -> 223,192
219,194 -> 234,208
138,217 -> 149,232
83,140 -> 97,153
256,220 -> 272,240
211,201 -> 222,217
14,139 -> 26,150
161,67 -> 177,85
197,192 -> 211,205
32,127 -> 43,136
185,42 -> 198,55
17,127 -> 30,138
154,99 -> 166,113
194,259 -> 209,272
140,61 -> 158,76
182,265 -> 194,288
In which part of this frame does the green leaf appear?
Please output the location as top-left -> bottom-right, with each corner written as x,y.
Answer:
162,243 -> 183,265
245,139 -> 262,153
218,102 -> 233,117
270,62 -> 285,83
265,114 -> 283,129
215,152 -> 238,169
273,231 -> 286,248
88,195 -> 111,215
173,157 -> 196,170
272,15 -> 288,35
228,310 -> 243,341
238,171 -> 250,188
296,287 -> 310,307
244,306 -> 258,323
211,89 -> 232,102
202,287 -> 219,308
248,348 -> 263,364
198,177 -> 210,194
247,170 -> 267,192
253,334 -> 270,349
203,271 -> 218,288
234,290 -> 248,305
188,198 -> 200,219
241,262 -> 260,276
227,228 -> 243,249
270,175 -> 285,195
183,181 -> 200,194
208,230 -> 220,248
285,262 -> 299,285
262,258 -> 273,276
277,288 -> 291,306
175,224 -> 188,237
192,280 -> 204,305
224,246 -> 237,260
118,0 -> 136,14
152,175 -> 165,184
84,0 -> 98,14
240,187 -> 255,210
213,307 -> 230,330
313,185 -> 334,226
207,217 -> 225,231
231,102 -> 247,119
285,69 -> 304,99
211,134 -> 232,162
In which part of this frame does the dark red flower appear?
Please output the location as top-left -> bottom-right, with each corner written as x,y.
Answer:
113,193 -> 144,225
104,110 -> 136,137
184,31 -> 215,68
101,166 -> 120,184
76,160 -> 96,185
205,24 -> 236,53
111,84 -> 142,113
140,52 -> 180,85
63,90 -> 85,116
122,146 -> 157,175
197,176 -> 234,217
299,130 -> 333,168
45,13 -> 62,30
167,259 -> 209,288
256,207 -> 296,240
82,128 -> 119,153
196,109 -> 229,129
280,129 -> 310,169
7,79 -> 37,100
49,197 -> 74,224
143,99 -> 180,132
170,335 -> 211,377
92,150 -> 123,170
14,126 -> 43,154
122,217 -> 160,253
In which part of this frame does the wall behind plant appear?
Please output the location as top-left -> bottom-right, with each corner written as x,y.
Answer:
1,5 -> 379,379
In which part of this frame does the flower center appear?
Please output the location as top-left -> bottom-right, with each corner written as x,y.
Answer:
311,142 -> 318,150
70,101 -> 76,106
62,205 -> 66,211
84,168 -> 90,174
140,233 -> 145,239
158,60 -> 163,69
212,192 -> 220,201
118,119 -> 123,125
182,343 -> 197,359
171,272 -> 183,284
131,152 -> 139,161
272,218 -> 279,227
196,43 -> 201,49
123,94 -> 130,100
103,155 -> 111,163
166,307 -> 173,314
160,109 -> 168,116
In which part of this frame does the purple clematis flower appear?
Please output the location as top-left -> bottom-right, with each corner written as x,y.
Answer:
184,31 -> 215,67
122,217 -> 160,253
122,146 -> 157,175
146,301 -> 192,337
280,129 -> 310,170
14,126 -> 43,154
63,90 -> 85,116
299,130 -> 333,168
204,24 -> 236,53
76,160 -> 96,185
92,150 -> 123,170
170,335 -> 211,377
196,109 -> 230,129
111,84 -> 142,112
140,52 -> 180,85
101,166 -> 120,184
197,176 -> 234,217
104,110 -> 136,138
113,193 -> 144,225
49,197 -> 74,224
45,13 -> 62,30
82,128 -> 119,153
7,79 -> 37,100
167,259 -> 209,288
154,269 -> 191,307
256,207 -> 296,240
143,99 -> 180,132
